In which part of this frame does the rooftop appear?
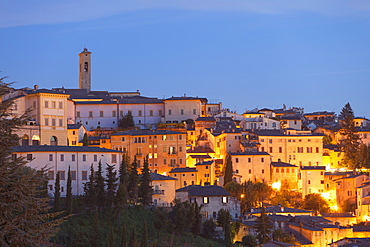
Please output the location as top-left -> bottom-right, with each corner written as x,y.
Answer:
176,185 -> 231,197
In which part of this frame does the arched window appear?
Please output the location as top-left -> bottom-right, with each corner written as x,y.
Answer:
272,122 -> 276,127
50,136 -> 58,146
32,135 -> 40,146
22,135 -> 29,146
84,62 -> 88,72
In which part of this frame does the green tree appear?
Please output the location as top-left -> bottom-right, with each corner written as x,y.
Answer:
129,226 -> 136,247
224,181 -> 242,198
255,207 -> 273,244
84,164 -> 96,210
201,219 -> 217,239
82,133 -> 89,146
270,180 -> 302,208
139,155 -> 152,207
115,155 -> 129,216
224,153 -> 233,185
106,163 -> 118,208
242,234 -> 258,247
302,193 -> 329,214
191,202 -> 203,236
66,166 -> 73,214
94,161 -> 106,210
169,199 -> 195,234
323,134 -> 333,145
128,156 -> 139,204
217,208 -> 231,246
339,103 -> 361,169
119,111 -> 135,130
54,171 -> 61,212
0,80 -> 54,245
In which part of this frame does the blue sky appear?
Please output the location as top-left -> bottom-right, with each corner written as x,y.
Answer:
1,1 -> 370,117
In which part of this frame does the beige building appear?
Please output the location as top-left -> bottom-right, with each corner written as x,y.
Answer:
169,167 -> 198,189
151,173 -> 177,206
271,161 -> 299,189
299,166 -> 326,198
230,151 -> 271,183
67,123 -> 86,146
335,174 -> 368,209
250,129 -> 324,166
111,129 -> 187,174
195,160 -> 216,185
3,87 -> 69,146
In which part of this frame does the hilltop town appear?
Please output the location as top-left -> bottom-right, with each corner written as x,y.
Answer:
3,48 -> 370,246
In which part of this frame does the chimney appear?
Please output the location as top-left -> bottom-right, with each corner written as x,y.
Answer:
34,85 -> 39,90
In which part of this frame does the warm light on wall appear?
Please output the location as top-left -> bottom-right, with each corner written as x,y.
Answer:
272,181 -> 281,191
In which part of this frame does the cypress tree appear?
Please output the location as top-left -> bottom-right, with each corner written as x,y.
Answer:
139,155 -> 152,207
82,133 -> 89,146
128,156 -> 139,205
84,164 -> 96,210
106,163 -> 118,208
255,206 -> 273,244
95,161 -> 106,210
66,166 -> 72,214
54,171 -> 61,212
224,153 -> 233,185
339,103 -> 361,169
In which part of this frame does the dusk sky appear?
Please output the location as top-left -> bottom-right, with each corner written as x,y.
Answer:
1,1 -> 370,117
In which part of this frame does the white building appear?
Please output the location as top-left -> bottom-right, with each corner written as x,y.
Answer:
175,185 -> 240,220
12,145 -> 122,196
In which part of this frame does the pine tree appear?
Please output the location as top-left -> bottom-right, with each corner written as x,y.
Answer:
139,155 -> 152,207
119,111 -> 135,130
106,163 -> 118,208
339,103 -> 361,169
255,206 -> 273,244
95,161 -> 106,210
66,166 -> 73,214
128,156 -> 139,205
82,133 -> 89,146
224,153 -> 233,185
84,164 -> 96,210
0,80 -> 54,245
115,155 -> 129,219
217,208 -> 231,245
54,171 -> 61,212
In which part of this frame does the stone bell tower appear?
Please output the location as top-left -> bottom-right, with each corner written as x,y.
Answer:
79,48 -> 91,92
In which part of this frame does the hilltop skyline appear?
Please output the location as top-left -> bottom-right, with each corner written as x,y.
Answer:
1,1 -> 370,117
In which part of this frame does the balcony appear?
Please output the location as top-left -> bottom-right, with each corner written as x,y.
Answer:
152,190 -> 164,195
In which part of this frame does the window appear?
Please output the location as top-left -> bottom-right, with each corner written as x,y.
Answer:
11,154 -> 17,160
72,154 -> 76,161
262,169 -> 264,174
308,180 -> 311,185
298,147 -> 303,153
58,101 -> 63,109
82,171 -> 88,180
279,147 -> 282,153
321,180 -> 324,184
249,169 -> 252,174
94,155 -> 97,162
203,197 -> 209,204
276,168 -> 279,173
168,109 -> 172,115
51,118 -> 56,126
261,147 -> 265,152
269,147 -> 273,153
269,139 -> 273,144
44,101 -> 49,108
193,109 -> 196,115
27,154 -> 32,160
179,146 -> 182,152
112,110 -> 116,117
159,110 -> 163,116
45,118 -> 49,126
179,135 -> 182,140
82,154 -> 86,162
248,158 -> 251,163
49,154 -> 53,161
281,168 -> 284,173
180,109 -> 184,115
99,111 -> 103,117
60,154 -> 64,161
112,154 -> 117,163
235,158 -> 239,163
316,147 -> 320,153
52,101 -> 56,108
49,185 -> 53,190
179,159 -> 182,164
307,147 -> 312,153
71,171 -> 76,180
48,171 -> 54,180
89,111 -> 93,118
59,171 -> 65,180
222,197 -> 228,203
120,110 -> 124,117
261,158 -> 264,162
138,110 -> 142,116
76,111 -> 80,118
163,159 -> 166,164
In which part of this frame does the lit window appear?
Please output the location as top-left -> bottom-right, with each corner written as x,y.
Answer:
222,197 -> 228,203
203,197 -> 209,204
